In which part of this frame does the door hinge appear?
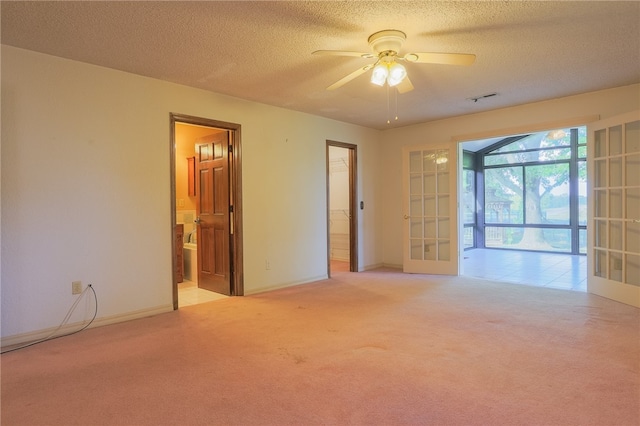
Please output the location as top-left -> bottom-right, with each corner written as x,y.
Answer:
229,145 -> 233,153
229,205 -> 234,213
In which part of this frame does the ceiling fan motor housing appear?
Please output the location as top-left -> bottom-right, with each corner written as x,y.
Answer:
368,30 -> 406,55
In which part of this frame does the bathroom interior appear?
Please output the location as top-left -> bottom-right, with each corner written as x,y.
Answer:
175,122 -> 228,307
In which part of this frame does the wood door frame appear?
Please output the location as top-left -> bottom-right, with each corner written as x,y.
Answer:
170,113 -> 243,309
326,140 -> 358,275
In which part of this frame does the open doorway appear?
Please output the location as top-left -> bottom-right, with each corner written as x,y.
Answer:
327,141 -> 358,275
170,114 -> 243,309
459,126 -> 587,291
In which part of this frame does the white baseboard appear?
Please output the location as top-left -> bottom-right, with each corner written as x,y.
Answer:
1,304 -> 174,350
361,263 -> 402,271
243,274 -> 328,296
381,263 -> 402,270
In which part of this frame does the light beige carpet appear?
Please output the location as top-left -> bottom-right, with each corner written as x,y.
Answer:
2,268 -> 639,425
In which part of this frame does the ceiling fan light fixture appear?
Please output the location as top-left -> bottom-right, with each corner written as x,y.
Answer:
371,63 -> 389,86
387,62 -> 407,87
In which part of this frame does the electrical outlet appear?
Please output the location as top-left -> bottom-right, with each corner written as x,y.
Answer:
72,280 -> 82,295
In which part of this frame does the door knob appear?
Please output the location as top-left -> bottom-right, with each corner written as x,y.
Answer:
194,217 -> 202,225
404,215 -> 409,220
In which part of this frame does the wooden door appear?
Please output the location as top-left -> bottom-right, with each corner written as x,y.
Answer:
402,143 -> 458,274
587,111 -> 640,307
196,132 -> 231,295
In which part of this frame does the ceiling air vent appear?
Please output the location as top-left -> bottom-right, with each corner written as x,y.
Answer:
468,93 -> 498,103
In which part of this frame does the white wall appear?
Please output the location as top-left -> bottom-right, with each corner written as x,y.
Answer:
379,84 -> 640,267
0,46 -> 381,342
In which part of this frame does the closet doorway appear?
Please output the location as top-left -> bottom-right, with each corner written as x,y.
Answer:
327,141 -> 358,275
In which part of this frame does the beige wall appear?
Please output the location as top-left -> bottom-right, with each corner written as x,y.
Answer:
379,84 -> 640,267
1,45 -> 381,343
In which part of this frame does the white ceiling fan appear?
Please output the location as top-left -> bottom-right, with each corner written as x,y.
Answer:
313,29 -> 476,93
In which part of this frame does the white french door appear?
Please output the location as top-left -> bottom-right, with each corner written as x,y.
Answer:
587,111 -> 640,307
402,143 -> 458,274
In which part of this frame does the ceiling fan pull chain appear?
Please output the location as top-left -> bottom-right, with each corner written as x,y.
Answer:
387,84 -> 391,124
395,89 -> 399,121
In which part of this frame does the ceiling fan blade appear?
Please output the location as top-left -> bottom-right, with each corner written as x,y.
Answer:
326,64 -> 373,91
403,52 -> 476,66
313,50 -> 375,59
396,75 -> 414,94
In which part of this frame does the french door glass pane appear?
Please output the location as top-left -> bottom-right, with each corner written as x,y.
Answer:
610,157 -> 622,187
410,196 -> 422,216
423,150 -> 436,172
627,220 -> 640,253
410,174 -> 421,194
423,173 -> 436,191
409,152 -> 422,173
595,220 -> 606,248
594,190 -> 607,218
625,120 -> 640,152
438,195 -> 450,216
610,125 -> 622,155
609,221 -> 622,251
626,154 -> 640,186
437,171 -> 449,193
610,252 -> 623,282
424,218 -> 436,238
410,218 -> 422,238
594,249 -> 607,277
594,129 -> 607,157
626,254 -> 640,286
411,241 -> 422,260
438,241 -> 450,261
425,240 -> 436,260
438,218 -> 450,239
610,189 -> 623,218
594,159 -> 606,187
424,195 -> 436,216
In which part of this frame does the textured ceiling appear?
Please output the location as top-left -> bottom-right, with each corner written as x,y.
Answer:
1,1 -> 639,130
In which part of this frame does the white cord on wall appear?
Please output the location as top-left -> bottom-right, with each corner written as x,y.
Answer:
1,284 -> 98,354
